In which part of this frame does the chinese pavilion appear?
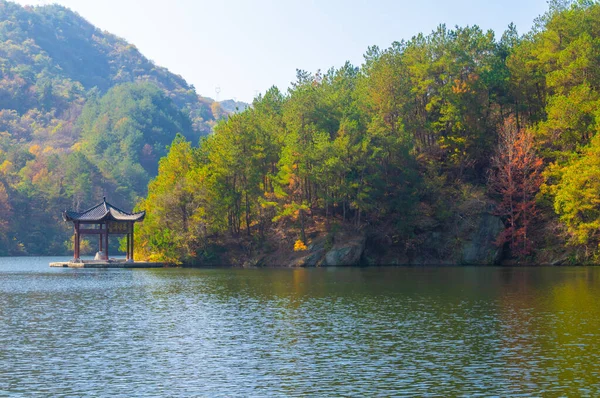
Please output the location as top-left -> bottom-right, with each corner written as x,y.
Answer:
63,198 -> 145,262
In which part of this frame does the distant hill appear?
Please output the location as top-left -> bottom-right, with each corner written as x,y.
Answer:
219,99 -> 250,114
0,1 -> 219,139
0,1 -> 230,255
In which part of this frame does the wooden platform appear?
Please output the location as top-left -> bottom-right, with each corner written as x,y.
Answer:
50,260 -> 167,268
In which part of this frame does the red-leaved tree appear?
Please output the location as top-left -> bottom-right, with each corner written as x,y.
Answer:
489,117 -> 544,257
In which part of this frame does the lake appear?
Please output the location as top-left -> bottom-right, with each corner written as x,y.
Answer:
1,257 -> 599,396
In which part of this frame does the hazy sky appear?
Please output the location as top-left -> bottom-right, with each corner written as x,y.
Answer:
15,0 -> 549,103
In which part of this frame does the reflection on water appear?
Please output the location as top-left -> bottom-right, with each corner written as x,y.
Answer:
0,259 -> 599,396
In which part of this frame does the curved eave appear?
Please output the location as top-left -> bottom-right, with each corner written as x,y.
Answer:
108,211 -> 146,222
63,210 -> 146,223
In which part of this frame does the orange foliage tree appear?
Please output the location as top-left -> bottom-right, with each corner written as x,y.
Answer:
489,117 -> 544,257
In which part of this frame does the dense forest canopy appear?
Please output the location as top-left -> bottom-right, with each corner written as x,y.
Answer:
0,1 -> 240,255
135,0 -> 600,265
1,0 -> 599,264
78,82 -> 198,198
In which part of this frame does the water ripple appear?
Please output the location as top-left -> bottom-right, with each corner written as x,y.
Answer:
1,259 -> 599,396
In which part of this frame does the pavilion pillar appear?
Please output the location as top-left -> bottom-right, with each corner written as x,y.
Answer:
98,223 -> 103,253
74,221 -> 80,260
130,223 -> 135,262
105,222 -> 109,260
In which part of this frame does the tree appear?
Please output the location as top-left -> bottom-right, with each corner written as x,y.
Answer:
489,118 -> 544,257
78,82 -> 196,200
551,133 -> 600,249
134,135 -> 205,263
0,180 -> 12,254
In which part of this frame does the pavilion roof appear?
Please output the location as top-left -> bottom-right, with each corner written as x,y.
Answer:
63,198 -> 145,222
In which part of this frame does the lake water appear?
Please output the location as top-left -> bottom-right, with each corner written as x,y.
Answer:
1,257 -> 599,396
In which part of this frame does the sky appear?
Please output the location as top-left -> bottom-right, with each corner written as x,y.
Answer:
15,0 -> 549,103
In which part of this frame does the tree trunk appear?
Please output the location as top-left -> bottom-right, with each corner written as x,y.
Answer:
245,190 -> 251,236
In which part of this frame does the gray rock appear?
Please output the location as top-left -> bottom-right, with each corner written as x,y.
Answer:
461,213 -> 504,264
302,249 -> 326,267
290,246 -> 326,267
324,235 -> 366,266
307,240 -> 325,252
550,256 -> 569,266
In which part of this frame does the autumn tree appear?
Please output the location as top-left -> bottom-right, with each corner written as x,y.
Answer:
489,118 -> 544,257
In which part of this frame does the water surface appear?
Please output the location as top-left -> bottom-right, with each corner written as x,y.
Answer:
1,257 -> 599,396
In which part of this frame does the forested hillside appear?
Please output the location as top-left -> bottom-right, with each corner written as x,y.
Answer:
0,1 -> 230,255
219,99 -> 250,114
135,1 -> 600,265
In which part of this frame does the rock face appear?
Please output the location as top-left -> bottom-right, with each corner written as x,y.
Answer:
268,204 -> 503,267
292,248 -> 326,267
289,232 -> 366,267
324,234 -> 366,266
460,213 -> 504,264
288,211 -> 502,266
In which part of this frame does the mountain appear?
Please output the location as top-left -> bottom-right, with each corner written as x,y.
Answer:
0,1 -> 219,137
0,1 -> 225,255
218,99 -> 250,114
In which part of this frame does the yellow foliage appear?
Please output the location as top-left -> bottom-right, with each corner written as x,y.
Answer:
294,239 -> 308,251
452,79 -> 468,94
50,122 -> 64,136
32,168 -> 50,185
43,146 -> 53,154
71,142 -> 82,151
29,144 -> 42,156
0,160 -> 13,174
452,74 -> 478,94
